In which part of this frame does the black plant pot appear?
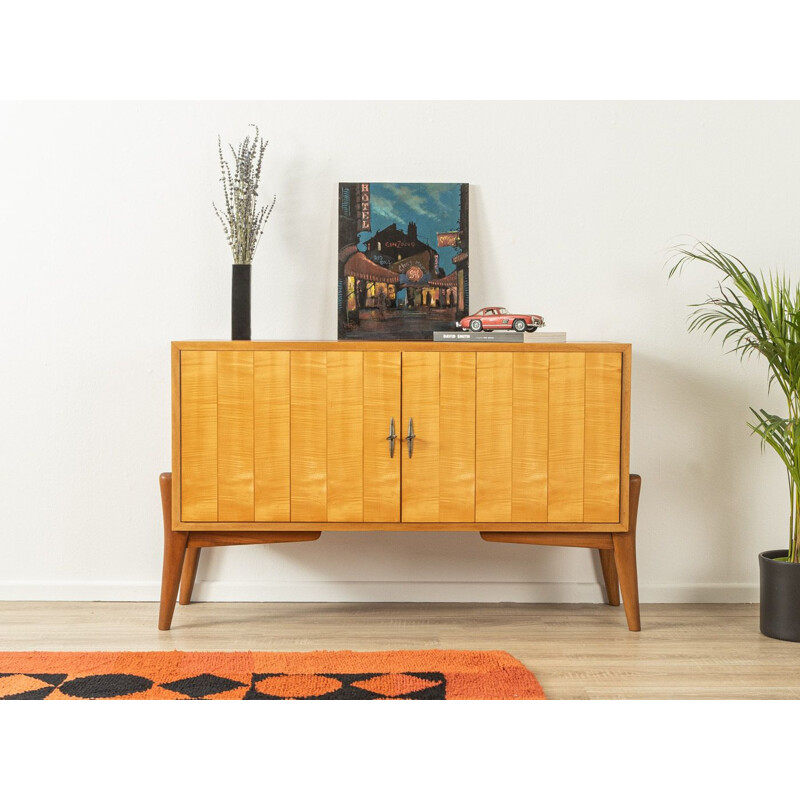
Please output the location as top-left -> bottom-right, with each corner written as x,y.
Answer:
759,549 -> 800,642
231,263 -> 251,341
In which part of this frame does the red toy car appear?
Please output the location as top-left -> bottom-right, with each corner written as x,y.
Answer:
457,307 -> 545,332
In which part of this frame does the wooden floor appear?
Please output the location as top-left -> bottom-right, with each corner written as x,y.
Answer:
1,601 -> 799,699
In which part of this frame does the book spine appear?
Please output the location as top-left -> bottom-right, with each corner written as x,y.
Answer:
433,332 -> 523,342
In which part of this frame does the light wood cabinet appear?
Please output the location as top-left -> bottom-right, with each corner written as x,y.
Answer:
174,342 -> 628,530
161,341 -> 640,631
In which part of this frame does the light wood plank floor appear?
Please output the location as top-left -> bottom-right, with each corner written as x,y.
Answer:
1,601 -> 799,699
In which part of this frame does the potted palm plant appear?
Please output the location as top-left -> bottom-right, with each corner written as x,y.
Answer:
669,241 -> 800,641
213,125 -> 276,340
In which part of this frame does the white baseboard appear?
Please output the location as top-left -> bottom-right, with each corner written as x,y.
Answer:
0,580 -> 760,603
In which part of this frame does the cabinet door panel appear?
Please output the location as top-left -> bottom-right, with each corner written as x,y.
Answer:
178,344 -> 624,529
217,351 -> 255,521
401,352 -> 440,522
512,352 -> 549,522
254,351 -> 290,521
584,352 -> 622,522
475,352 -> 513,521
548,352 -> 585,522
364,351 -> 401,522
290,352 -> 327,521
181,351 -> 218,521
439,352 -> 476,522
327,351 -> 364,522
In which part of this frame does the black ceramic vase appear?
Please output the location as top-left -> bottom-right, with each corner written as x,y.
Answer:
759,549 -> 800,642
231,263 -> 252,340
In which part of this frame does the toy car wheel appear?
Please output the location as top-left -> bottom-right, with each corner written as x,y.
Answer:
469,319 -> 482,332
513,319 -> 526,332
527,326 -> 539,332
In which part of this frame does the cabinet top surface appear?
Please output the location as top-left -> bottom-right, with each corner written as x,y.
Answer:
172,340 -> 631,352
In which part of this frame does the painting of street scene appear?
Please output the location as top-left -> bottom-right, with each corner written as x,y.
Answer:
338,182 -> 469,340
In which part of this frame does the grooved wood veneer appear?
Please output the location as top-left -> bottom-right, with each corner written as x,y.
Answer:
174,342 -> 629,531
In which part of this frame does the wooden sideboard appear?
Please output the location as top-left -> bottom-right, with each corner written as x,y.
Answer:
159,341 -> 640,631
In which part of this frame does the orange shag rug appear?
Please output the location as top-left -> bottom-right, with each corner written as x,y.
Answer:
0,649 -> 544,700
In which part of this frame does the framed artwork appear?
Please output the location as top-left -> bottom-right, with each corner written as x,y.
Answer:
338,182 -> 469,340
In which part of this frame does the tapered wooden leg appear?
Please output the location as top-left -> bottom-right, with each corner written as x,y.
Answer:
612,533 -> 639,631
179,547 -> 201,606
159,473 -> 188,631
598,549 -> 620,606
612,474 -> 642,631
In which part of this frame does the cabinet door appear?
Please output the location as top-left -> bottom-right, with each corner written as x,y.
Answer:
475,352 -> 549,522
181,348 -> 402,525
180,350 -> 219,522
401,351 -> 476,522
548,352 -> 622,522
583,352 -> 623,522
290,351 -> 346,521
473,350 -> 622,523
180,350 -> 260,523
290,350 -> 400,523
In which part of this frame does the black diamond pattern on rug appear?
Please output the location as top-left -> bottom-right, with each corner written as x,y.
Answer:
0,673 -> 67,700
398,672 -> 449,700
4,686 -> 59,700
161,673 -> 248,699
58,673 -> 154,698
27,674 -> 68,686
244,671 -> 447,700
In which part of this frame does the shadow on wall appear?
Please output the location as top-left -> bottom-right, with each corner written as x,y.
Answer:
632,348 -> 767,587
466,184 -> 506,308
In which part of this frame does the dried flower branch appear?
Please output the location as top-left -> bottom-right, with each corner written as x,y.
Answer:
213,125 -> 276,264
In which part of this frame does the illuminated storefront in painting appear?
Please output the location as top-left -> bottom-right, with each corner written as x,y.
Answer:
344,252 -> 400,321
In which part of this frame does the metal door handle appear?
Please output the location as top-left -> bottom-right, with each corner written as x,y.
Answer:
386,417 -> 397,458
404,417 -> 415,458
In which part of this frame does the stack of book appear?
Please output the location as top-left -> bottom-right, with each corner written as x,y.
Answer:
433,330 -> 567,343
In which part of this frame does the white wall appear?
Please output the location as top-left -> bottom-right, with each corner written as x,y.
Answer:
1,100 -> 797,603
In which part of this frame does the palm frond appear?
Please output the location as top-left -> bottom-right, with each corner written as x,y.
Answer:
668,241 -> 800,561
